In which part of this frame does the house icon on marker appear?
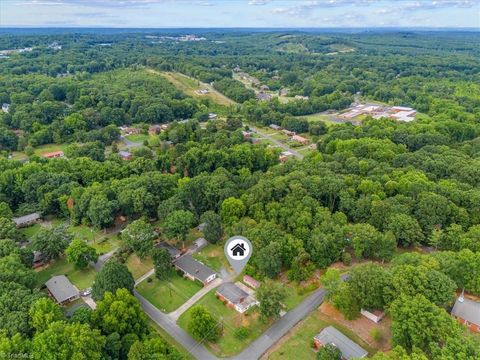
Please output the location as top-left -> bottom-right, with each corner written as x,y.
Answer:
231,243 -> 246,257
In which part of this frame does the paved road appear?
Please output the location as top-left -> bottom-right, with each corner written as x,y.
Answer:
230,288 -> 326,360
119,135 -> 143,149
92,249 -> 117,272
135,290 -> 218,360
249,126 -> 304,160
137,286 -> 327,360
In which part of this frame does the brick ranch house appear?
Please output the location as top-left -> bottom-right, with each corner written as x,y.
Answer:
451,294 -> 480,333
173,255 -> 216,286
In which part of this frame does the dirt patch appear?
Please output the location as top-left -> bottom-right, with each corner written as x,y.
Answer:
319,302 -> 392,351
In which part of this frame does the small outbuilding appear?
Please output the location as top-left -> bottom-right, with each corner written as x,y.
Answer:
360,309 -> 385,323
13,212 -> 41,228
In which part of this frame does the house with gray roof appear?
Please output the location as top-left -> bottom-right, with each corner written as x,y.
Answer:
173,255 -> 216,285
12,212 -> 41,228
313,326 -> 368,359
216,282 -> 258,313
155,242 -> 182,259
45,275 -> 80,305
451,294 -> 480,333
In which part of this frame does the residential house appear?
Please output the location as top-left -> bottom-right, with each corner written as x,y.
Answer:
282,129 -> 295,136
243,275 -> 260,289
32,251 -> 44,268
242,130 -> 253,139
451,293 -> 480,333
45,275 -> 80,305
279,150 -> 293,163
216,282 -> 258,313
118,150 -> 132,161
42,151 -> 64,159
269,124 -> 282,130
2,103 -> 10,113
173,255 -> 216,285
208,112 -> 218,120
361,309 -> 385,323
155,242 -> 182,260
294,95 -> 309,100
13,212 -> 41,228
260,85 -> 270,91
148,125 -> 163,135
313,326 -> 368,359
256,92 -> 272,101
291,134 -> 309,145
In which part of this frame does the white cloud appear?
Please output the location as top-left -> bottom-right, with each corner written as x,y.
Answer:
248,0 -> 270,5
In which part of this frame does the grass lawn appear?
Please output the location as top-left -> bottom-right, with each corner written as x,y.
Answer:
178,289 -> 270,357
36,257 -> 96,290
33,143 -> 69,157
126,254 -> 154,280
69,224 -> 121,254
192,243 -> 226,272
299,113 -> 339,125
266,309 -> 375,360
153,70 -> 235,107
125,134 -> 149,143
20,223 -> 43,239
282,281 -> 320,310
271,133 -> 289,141
136,273 -> 202,313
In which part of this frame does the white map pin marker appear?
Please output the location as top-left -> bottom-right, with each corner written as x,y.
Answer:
224,235 -> 253,274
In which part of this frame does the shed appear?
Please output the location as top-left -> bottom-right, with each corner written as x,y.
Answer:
13,212 -> 41,227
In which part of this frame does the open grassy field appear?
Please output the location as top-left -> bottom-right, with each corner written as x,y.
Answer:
136,273 -> 202,313
36,257 -> 97,290
298,113 -> 340,125
192,243 -> 227,272
125,134 -> 150,143
126,254 -> 154,280
34,143 -> 70,156
264,309 -> 375,360
177,289 -> 269,357
151,70 -> 236,107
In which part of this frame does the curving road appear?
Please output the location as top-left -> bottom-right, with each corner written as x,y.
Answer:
248,126 -> 304,160
135,287 -> 327,360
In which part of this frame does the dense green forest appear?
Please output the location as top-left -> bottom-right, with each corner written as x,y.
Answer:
0,30 -> 479,359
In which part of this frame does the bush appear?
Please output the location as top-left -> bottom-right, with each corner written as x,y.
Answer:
234,326 -> 250,340
342,252 -> 352,266
370,327 -> 383,342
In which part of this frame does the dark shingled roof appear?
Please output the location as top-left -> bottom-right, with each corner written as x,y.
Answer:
314,326 -> 368,359
174,255 -> 215,282
451,297 -> 480,326
216,282 -> 248,304
155,242 -> 181,258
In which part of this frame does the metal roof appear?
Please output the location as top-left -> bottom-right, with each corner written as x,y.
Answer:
451,297 -> 480,326
45,275 -> 79,303
216,282 -> 248,304
12,212 -> 40,226
314,326 -> 368,359
155,242 -> 181,258
173,255 -> 215,282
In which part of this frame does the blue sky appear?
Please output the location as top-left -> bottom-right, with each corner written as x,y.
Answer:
1,0 -> 479,28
